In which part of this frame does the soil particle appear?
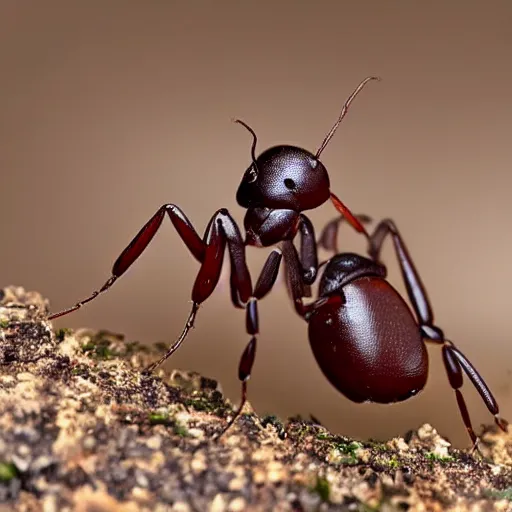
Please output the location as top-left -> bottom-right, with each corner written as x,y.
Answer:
1,286 -> 512,511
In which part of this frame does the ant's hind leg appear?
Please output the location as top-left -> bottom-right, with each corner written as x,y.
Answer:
442,341 -> 508,438
367,218 -> 508,445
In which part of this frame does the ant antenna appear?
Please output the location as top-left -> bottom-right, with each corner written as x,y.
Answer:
315,76 -> 381,159
233,118 -> 258,167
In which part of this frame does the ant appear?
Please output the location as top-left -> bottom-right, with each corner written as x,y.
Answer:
46,77 -> 380,430
276,214 -> 507,448
46,75 -> 506,446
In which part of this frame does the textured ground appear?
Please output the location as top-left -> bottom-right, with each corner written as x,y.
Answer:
1,285 -> 512,512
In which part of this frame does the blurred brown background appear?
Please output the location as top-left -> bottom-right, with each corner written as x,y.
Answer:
1,1 -> 511,447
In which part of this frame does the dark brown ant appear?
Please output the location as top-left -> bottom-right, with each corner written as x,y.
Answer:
276,214 -> 508,448
46,77 -> 379,422
43,74 -> 507,446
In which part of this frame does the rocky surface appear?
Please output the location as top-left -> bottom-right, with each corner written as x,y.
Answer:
1,285 -> 512,512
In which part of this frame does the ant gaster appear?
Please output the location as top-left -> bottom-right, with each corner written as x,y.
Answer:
279,214 -> 507,448
47,77 -> 380,435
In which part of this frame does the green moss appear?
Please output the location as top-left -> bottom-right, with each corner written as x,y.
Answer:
82,339 -> 118,360
173,420 -> 189,437
184,398 -> 212,412
387,455 -> 400,469
357,503 -> 381,512
366,439 -> 390,452
148,411 -> 188,436
0,319 -> 10,329
484,487 -> 512,500
425,452 -> 455,464
124,340 -> 151,356
149,411 -> 170,425
95,345 -> 115,359
317,433 -> 363,465
327,440 -> 363,466
262,415 -> 284,430
80,330 -> 147,360
70,364 -> 89,378
312,475 -> 330,502
0,462 -> 18,482
335,440 -> 362,455
316,433 -> 361,454
296,424 -> 312,441
183,394 -> 223,414
55,327 -> 73,341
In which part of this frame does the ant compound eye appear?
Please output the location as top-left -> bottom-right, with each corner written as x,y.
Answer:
246,167 -> 258,183
284,178 -> 295,190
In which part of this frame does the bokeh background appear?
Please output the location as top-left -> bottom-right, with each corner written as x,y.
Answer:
1,1 -> 511,447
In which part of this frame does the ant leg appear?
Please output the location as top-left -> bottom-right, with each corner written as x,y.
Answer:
366,219 -> 437,337
145,209 -> 252,373
329,193 -> 371,238
216,249 -> 282,439
445,341 -> 508,432
367,219 -> 508,442
48,204 -> 210,320
439,340 -> 489,449
45,201 -> 253,372
143,215 -> 226,374
252,248 -> 283,301
219,242 -> 337,437
281,241 -> 343,319
318,214 -> 373,256
298,214 -> 318,286
216,334 -> 257,440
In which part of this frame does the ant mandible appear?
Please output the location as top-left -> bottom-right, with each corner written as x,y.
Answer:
47,77 -> 380,433
276,214 -> 508,448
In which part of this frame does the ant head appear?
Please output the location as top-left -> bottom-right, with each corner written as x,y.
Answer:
235,76 -> 380,213
236,139 -> 331,212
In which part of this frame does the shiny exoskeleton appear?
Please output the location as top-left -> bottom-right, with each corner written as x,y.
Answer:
309,253 -> 428,405
279,215 -> 508,447
46,77 -> 380,438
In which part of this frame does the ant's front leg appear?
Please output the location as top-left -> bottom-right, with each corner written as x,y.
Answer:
46,204 -> 253,369
48,204 -> 243,319
143,208 -> 253,373
367,218 -> 508,447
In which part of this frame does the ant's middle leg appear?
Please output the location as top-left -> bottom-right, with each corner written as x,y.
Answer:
298,214 -> 318,288
293,212 -> 348,298
219,242 -> 341,439
366,218 -> 508,445
281,240 -> 343,320
216,247 -> 283,439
